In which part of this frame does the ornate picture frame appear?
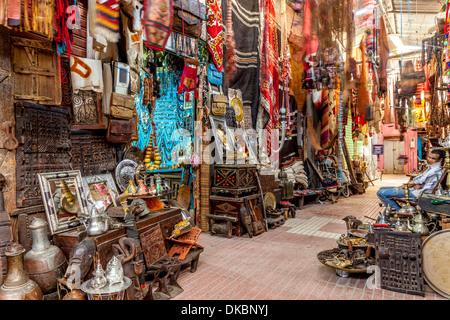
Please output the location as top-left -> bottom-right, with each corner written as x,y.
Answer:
37,170 -> 89,235
82,173 -> 120,212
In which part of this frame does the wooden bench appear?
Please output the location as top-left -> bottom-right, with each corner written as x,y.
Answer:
293,191 -> 322,210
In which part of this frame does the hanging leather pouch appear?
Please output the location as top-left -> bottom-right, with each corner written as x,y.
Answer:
106,119 -> 135,143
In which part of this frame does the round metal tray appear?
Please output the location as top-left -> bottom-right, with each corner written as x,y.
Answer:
317,249 -> 373,274
421,229 -> 450,299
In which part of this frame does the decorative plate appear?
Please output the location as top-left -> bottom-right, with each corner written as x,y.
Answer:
231,98 -> 244,122
123,146 -> 145,166
115,159 -> 138,192
263,192 -> 277,210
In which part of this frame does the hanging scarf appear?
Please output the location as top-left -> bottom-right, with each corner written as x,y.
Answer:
320,90 -> 330,146
206,0 -> 224,72
260,0 -> 279,156
143,0 -> 173,51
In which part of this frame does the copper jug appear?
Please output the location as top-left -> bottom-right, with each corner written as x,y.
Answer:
24,218 -> 67,294
0,242 -> 43,300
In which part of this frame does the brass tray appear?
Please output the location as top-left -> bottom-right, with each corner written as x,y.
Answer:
263,192 -> 277,210
421,230 -> 450,299
317,249 -> 373,274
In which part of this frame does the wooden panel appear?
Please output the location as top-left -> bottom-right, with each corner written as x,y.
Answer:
15,102 -> 72,208
11,36 -> 62,106
0,26 -> 17,215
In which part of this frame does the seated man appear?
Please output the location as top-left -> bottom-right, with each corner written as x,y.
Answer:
377,149 -> 445,210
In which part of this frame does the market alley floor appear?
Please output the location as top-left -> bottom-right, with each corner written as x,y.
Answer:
173,174 -> 446,300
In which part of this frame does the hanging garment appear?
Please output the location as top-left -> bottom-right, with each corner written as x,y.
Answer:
89,0 -> 121,43
143,0 -> 173,51
259,0 -> 279,155
206,0 -> 224,72
223,0 -> 260,129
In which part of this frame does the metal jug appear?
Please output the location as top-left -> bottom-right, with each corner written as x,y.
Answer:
24,218 -> 67,294
0,243 -> 43,300
86,206 -> 109,237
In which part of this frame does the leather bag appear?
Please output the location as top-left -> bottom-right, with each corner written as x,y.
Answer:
106,119 -> 135,143
208,64 -> 223,86
172,0 -> 206,39
110,92 -> 135,119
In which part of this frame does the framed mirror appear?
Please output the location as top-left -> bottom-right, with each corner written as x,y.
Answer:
37,170 -> 89,235
82,173 -> 120,212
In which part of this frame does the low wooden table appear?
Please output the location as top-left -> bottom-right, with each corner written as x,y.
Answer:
293,191 -> 321,210
53,207 -> 182,277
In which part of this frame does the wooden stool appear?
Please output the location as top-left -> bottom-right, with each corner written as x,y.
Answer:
167,227 -> 204,260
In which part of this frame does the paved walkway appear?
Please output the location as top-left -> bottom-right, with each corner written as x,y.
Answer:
173,174 -> 446,300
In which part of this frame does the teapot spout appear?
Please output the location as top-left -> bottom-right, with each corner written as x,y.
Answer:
406,218 -> 413,231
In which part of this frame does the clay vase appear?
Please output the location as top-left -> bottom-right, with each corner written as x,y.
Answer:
24,218 -> 67,294
0,242 -> 43,300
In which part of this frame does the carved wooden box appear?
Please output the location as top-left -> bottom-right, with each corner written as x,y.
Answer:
211,164 -> 258,197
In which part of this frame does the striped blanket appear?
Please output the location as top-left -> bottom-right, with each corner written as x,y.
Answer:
91,0 -> 121,43
222,0 -> 260,129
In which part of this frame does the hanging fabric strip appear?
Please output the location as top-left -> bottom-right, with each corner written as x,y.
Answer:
143,0 -> 174,51
206,0 -> 224,72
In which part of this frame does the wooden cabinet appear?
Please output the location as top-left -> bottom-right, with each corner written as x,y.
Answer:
53,207 -> 182,275
210,194 -> 261,237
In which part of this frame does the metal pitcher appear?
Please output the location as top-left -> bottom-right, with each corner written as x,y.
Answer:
406,211 -> 436,235
86,206 -> 109,237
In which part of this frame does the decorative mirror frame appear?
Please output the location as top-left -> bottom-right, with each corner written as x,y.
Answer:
37,170 -> 89,235
82,173 -> 120,212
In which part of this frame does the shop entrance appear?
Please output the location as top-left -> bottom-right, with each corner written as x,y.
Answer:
383,140 -> 405,174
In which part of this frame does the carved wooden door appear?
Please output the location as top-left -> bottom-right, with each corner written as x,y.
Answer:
15,102 -> 72,208
11,36 -> 62,106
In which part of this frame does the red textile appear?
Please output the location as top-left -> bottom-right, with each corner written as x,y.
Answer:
206,0 -> 224,72
143,0 -> 174,51
260,0 -> 279,156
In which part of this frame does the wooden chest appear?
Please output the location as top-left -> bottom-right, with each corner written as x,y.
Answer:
212,164 -> 258,197
53,207 -> 182,276
210,194 -> 261,237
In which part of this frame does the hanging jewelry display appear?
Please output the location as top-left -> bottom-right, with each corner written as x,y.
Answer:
150,65 -> 194,170
133,71 -> 152,151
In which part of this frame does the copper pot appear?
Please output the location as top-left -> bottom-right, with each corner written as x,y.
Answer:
24,218 -> 67,294
0,242 -> 43,300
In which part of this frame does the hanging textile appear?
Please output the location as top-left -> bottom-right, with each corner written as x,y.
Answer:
206,0 -> 224,72
223,0 -> 260,128
356,37 -> 369,118
15,0 -> 53,39
55,0 -> 73,57
89,0 -> 121,43
7,0 -> 20,26
378,17 -> 389,94
143,0 -> 173,51
320,90 -> 330,147
224,0 -> 236,84
259,0 -> 279,155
